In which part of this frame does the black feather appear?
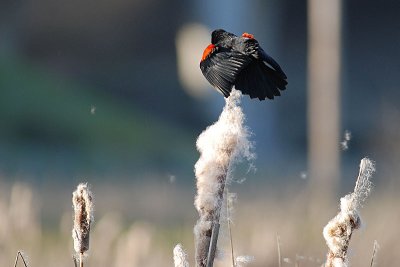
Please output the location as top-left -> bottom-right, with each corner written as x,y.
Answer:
234,59 -> 287,100
200,29 -> 288,100
200,49 -> 251,97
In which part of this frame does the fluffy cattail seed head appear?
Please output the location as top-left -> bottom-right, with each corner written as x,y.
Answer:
193,89 -> 254,267
72,183 -> 94,255
173,244 -> 190,267
323,158 -> 375,267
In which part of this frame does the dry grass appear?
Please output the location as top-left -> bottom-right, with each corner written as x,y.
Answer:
0,179 -> 399,266
0,94 -> 394,266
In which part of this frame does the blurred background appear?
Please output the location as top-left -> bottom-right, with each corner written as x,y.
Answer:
0,0 -> 399,266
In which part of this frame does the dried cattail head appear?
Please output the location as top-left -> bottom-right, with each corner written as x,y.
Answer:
173,244 -> 190,267
193,89 -> 254,267
72,183 -> 94,255
323,158 -> 375,267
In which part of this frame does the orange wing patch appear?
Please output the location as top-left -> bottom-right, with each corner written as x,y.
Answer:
201,44 -> 216,62
242,32 -> 254,39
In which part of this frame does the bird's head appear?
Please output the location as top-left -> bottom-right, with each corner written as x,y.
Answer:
211,29 -> 226,44
201,29 -> 228,62
211,29 -> 236,44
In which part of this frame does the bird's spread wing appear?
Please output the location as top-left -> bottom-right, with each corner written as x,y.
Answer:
258,47 -> 287,79
234,41 -> 288,100
200,48 -> 251,97
234,59 -> 287,100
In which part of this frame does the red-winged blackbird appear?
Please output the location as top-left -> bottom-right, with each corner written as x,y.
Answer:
200,29 -> 287,100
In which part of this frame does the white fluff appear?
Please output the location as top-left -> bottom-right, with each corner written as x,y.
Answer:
194,89 -> 254,214
193,89 -> 254,266
323,158 -> 375,267
173,244 -> 190,267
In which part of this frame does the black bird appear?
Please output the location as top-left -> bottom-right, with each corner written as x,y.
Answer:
200,29 -> 287,100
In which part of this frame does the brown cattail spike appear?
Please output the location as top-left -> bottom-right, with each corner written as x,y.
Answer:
72,183 -> 94,256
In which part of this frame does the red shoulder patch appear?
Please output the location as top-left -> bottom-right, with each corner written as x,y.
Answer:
242,32 -> 254,39
201,44 -> 216,62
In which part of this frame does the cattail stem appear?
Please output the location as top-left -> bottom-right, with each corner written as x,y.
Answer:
208,160 -> 232,265
206,164 -> 230,267
206,222 -> 220,267
226,190 -> 235,267
80,252 -> 83,267
277,235 -> 281,267
73,256 -> 78,267
370,240 -> 379,267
